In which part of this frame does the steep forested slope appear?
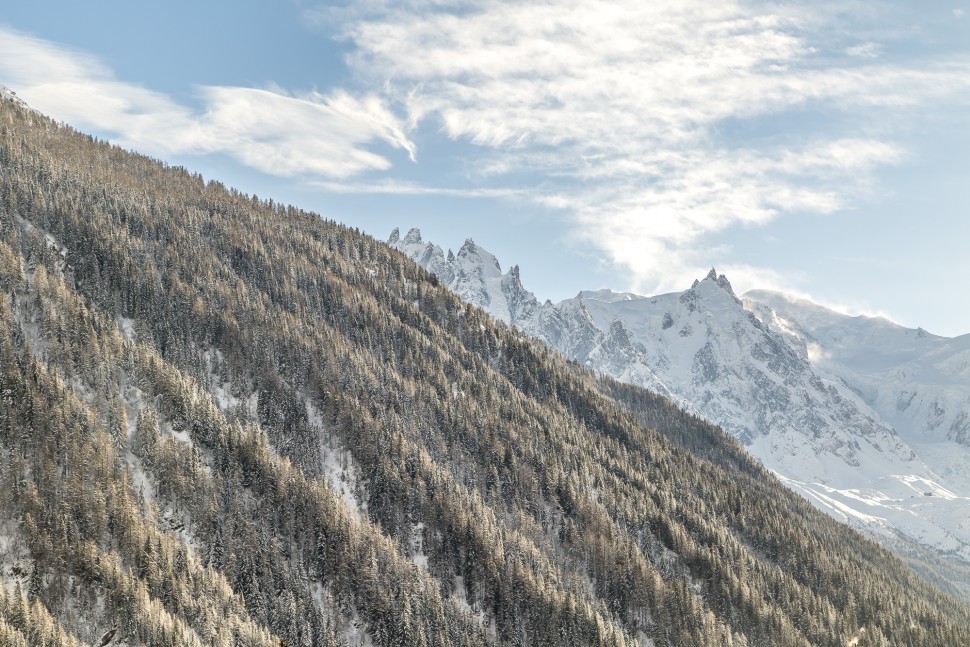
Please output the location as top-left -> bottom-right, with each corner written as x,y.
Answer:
0,94 -> 968,647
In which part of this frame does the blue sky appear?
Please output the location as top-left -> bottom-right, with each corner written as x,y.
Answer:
2,1 -> 969,335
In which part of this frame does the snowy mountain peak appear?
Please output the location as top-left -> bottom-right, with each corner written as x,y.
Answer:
403,227 -> 423,245
388,227 -> 400,244
697,268 -> 735,294
457,238 -> 502,276
390,229 -> 535,324
389,227 -> 970,591
689,269 -> 740,304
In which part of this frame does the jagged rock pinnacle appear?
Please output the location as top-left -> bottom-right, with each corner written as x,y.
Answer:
388,227 -> 400,244
403,228 -> 423,245
692,268 -> 736,297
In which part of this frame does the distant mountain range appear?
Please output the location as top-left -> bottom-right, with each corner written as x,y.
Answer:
391,227 -> 970,599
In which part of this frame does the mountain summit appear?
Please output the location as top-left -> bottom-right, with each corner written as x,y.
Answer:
392,229 -> 970,600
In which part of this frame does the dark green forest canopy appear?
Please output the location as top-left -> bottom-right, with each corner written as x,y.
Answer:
0,95 -> 967,647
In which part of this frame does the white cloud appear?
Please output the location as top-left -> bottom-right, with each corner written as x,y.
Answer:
0,28 -> 202,153
308,178 -> 522,198
846,42 -> 881,58
341,1 -> 811,148
0,26 -> 413,179
197,87 -> 415,178
326,0 -> 968,294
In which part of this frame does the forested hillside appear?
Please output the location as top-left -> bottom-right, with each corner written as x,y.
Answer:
0,93 -> 968,646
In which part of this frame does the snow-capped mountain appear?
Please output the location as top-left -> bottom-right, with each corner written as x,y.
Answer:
390,228 -> 970,598
389,227 -> 542,328
745,290 -> 970,450
744,290 -> 970,522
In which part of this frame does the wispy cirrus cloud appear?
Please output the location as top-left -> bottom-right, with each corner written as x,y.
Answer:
0,26 -> 414,179
314,0 -> 970,294
309,178 -> 522,198
196,86 -> 415,178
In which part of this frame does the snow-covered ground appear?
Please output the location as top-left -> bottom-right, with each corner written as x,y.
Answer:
0,516 -> 30,591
